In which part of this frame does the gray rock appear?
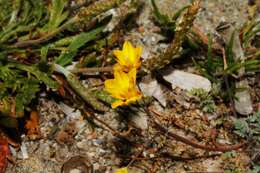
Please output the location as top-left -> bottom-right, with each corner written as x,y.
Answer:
234,80 -> 253,115
218,26 -> 253,115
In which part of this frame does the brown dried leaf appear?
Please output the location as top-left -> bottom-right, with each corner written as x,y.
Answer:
0,137 -> 10,173
25,111 -> 41,140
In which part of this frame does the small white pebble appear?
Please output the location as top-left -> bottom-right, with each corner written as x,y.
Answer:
93,163 -> 100,170
150,154 -> 155,158
21,142 -> 29,159
9,146 -> 17,157
69,169 -> 81,173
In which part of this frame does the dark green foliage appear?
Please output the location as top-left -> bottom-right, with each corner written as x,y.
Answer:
0,60 -> 58,116
0,116 -> 18,128
13,63 -> 58,89
188,88 -> 217,113
43,0 -> 69,32
233,110 -> 260,141
242,20 -> 260,48
0,0 -> 126,123
151,0 -> 189,37
0,0 -> 46,43
151,0 -> 172,27
15,79 -> 40,114
193,32 -> 259,102
192,35 -> 223,83
0,0 -> 13,26
55,26 -> 105,66
233,110 -> 260,173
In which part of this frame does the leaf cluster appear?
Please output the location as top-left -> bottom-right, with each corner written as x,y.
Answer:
0,0 -> 46,43
0,0 -> 125,123
0,59 -> 58,127
233,110 -> 260,173
151,0 -> 189,38
233,110 -> 260,142
193,33 -> 260,101
188,88 -> 217,113
241,20 -> 260,48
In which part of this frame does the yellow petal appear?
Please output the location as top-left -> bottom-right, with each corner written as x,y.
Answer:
104,79 -> 118,93
125,94 -> 142,104
112,100 -> 126,109
105,80 -> 127,100
113,41 -> 142,72
127,69 -> 137,85
114,70 -> 130,89
113,63 -> 124,72
123,41 -> 133,54
113,50 -> 127,66
134,46 -> 142,68
105,70 -> 134,100
114,167 -> 128,173
124,42 -> 136,65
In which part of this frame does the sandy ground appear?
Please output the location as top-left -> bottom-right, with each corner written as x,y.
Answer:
6,0 -> 253,173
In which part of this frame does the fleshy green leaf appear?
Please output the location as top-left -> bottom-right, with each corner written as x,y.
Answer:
15,79 -> 40,115
44,0 -> 69,31
55,26 -> 104,66
13,63 -> 58,89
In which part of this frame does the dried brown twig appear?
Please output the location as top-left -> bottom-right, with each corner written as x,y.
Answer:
147,107 -> 246,152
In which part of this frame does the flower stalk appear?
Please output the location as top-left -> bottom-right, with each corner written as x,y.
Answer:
143,0 -> 201,72
53,64 -> 107,112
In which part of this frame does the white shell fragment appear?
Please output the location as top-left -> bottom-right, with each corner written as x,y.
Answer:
20,142 -> 29,159
130,112 -> 148,130
139,75 -> 167,107
162,69 -> 212,92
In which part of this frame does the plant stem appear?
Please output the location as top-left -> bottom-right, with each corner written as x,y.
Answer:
53,64 -> 107,112
71,66 -> 113,74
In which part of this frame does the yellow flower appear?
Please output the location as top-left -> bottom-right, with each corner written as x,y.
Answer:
104,69 -> 142,108
114,167 -> 128,173
113,41 -> 142,72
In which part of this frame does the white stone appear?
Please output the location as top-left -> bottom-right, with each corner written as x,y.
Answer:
162,69 -> 212,92
131,112 -> 148,130
20,142 -> 29,159
69,169 -> 81,173
234,81 -> 253,115
139,75 -> 167,107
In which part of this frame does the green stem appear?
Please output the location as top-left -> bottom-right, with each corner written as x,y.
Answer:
13,17 -> 77,48
53,64 -> 107,112
225,60 -> 259,75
